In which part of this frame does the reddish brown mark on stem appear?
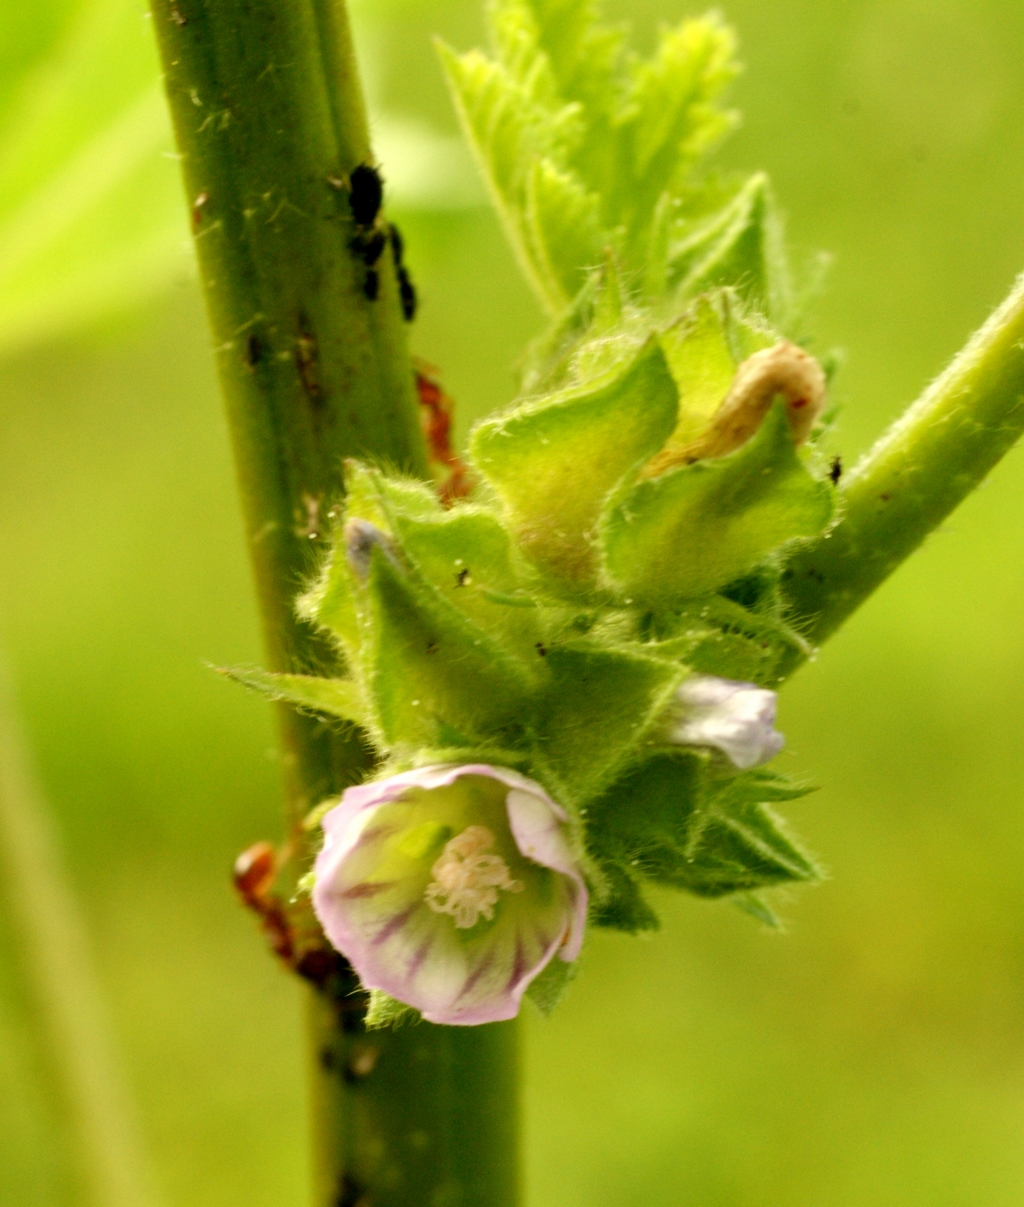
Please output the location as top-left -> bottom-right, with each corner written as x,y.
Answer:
414,360 -> 473,504
233,841 -> 346,989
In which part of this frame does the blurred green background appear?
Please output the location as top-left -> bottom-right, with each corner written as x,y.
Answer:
3,0 -> 1024,1203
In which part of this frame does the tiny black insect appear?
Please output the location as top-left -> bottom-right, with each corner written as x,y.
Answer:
245,333 -> 264,366
336,1174 -> 367,1207
828,455 -> 842,485
350,227 -> 386,267
535,642 -> 548,657
363,269 -> 379,301
455,568 -> 470,587
389,222 -> 405,266
349,163 -> 383,226
397,265 -> 417,322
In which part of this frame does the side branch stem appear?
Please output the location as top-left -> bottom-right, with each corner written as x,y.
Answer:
147,3 -> 518,1205
783,273 -> 1024,662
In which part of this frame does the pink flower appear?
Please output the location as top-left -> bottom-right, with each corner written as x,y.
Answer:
311,764 -> 587,1025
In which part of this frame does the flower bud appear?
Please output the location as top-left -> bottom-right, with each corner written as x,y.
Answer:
667,675 -> 784,769
311,764 -> 587,1025
645,341 -> 826,476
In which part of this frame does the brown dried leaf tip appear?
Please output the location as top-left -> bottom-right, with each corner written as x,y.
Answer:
233,841 -> 345,989
414,360 -> 474,504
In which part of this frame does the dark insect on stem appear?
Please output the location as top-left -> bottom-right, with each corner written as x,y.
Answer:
245,333 -> 264,366
350,227 -> 386,267
455,568 -> 470,587
348,163 -> 383,226
829,455 -> 842,485
363,269 -> 379,301
397,265 -> 417,321
535,642 -> 548,657
336,1173 -> 370,1207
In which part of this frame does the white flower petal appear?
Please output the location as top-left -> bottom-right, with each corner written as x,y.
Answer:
669,675 -> 784,769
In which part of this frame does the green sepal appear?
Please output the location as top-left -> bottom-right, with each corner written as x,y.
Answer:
471,338 -> 679,584
601,401 -> 835,602
732,892 -> 781,929
525,955 -> 577,1016
366,549 -> 535,749
586,749 -> 708,868
589,862 -> 660,934
531,642 -> 685,805
585,751 -> 818,900
659,291 -> 777,448
649,594 -> 812,687
296,544 -> 360,657
346,460 -> 444,526
296,463 -> 444,657
645,794 -> 820,898
720,769 -> 818,806
217,666 -> 369,728
390,506 -> 544,661
364,990 -> 420,1030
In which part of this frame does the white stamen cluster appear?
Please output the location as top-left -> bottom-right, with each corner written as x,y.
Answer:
425,825 -> 524,929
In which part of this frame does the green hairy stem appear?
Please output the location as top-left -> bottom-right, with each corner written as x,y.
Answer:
147,2 -> 517,1205
784,274 -> 1024,663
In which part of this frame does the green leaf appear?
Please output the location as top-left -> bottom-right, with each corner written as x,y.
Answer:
217,667 -> 369,728
601,401 -> 835,602
438,40 -> 581,314
471,338 -> 679,583
533,643 -> 685,803
442,5 -> 744,318
0,0 -> 188,352
617,16 -> 738,231
524,157 -> 602,307
669,174 -> 791,323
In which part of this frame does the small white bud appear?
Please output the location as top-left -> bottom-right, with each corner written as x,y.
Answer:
668,675 -> 784,769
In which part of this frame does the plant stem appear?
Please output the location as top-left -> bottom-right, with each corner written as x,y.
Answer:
310,994 -> 519,1207
783,273 -> 1024,667
0,644 -> 161,1207
148,2 -> 519,1204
